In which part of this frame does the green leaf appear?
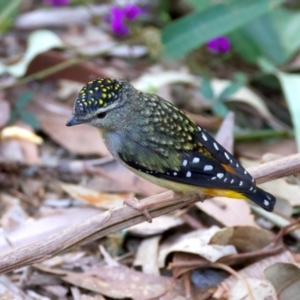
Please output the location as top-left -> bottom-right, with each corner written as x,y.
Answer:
230,8 -> 300,66
271,8 -> 300,57
16,92 -> 33,109
277,72 -> 300,151
201,78 -> 214,99
161,0 -> 284,58
257,56 -> 277,73
218,82 -> 243,101
19,111 -> 40,130
0,0 -> 21,33
187,0 -> 213,11
265,263 -> 300,300
212,101 -> 228,118
230,14 -> 287,65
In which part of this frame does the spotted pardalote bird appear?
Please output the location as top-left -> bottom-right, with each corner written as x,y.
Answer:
66,78 -> 276,212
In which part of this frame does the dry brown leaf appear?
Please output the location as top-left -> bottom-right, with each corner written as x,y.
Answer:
158,226 -> 237,267
61,26 -> 115,56
26,50 -> 109,82
88,160 -> 165,196
60,182 -> 133,209
28,99 -> 109,156
134,236 -> 161,275
215,111 -> 235,153
0,207 -> 102,253
236,138 -> 297,159
42,252 -> 86,267
0,98 -> 10,128
0,123 -> 41,165
210,226 -> 274,253
228,278 -> 277,300
241,158 -> 300,208
0,193 -> 28,232
214,251 -> 295,298
197,197 -> 258,227
36,265 -> 186,300
0,276 -> 29,300
265,263 -> 300,300
128,215 -> 184,236
1,126 -> 43,144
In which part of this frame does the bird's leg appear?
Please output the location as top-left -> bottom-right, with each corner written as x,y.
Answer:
124,192 -> 175,223
124,197 -> 153,223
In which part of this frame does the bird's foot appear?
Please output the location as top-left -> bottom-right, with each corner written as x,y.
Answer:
124,197 -> 152,223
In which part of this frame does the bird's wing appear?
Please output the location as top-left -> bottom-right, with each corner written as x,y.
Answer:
118,127 -> 276,212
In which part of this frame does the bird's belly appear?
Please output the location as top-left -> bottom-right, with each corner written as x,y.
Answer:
127,165 -> 247,200
126,164 -> 205,193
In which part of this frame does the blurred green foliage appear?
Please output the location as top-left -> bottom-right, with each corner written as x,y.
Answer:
0,0 -> 21,33
10,92 -> 40,129
162,0 -> 300,150
161,0 -> 285,59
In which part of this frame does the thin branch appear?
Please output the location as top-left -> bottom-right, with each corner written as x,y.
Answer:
0,153 -> 300,274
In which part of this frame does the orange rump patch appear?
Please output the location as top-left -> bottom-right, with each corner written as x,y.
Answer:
222,164 -> 236,175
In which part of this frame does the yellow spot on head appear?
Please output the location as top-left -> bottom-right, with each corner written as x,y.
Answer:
89,90 -> 93,94
102,94 -> 107,99
95,87 -> 99,91
83,102 -> 87,106
107,79 -> 111,83
99,99 -> 104,105
102,88 -> 107,92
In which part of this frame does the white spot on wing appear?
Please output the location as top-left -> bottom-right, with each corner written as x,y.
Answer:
197,126 -> 202,131
192,157 -> 200,163
230,179 -> 234,184
186,171 -> 192,177
202,133 -> 208,141
249,187 -> 253,191
224,152 -> 230,160
173,172 -> 177,176
239,181 -> 243,186
211,176 -> 216,180
264,199 -> 269,206
244,170 -> 247,174
213,142 -> 219,151
183,160 -> 188,166
224,178 -> 227,182
236,163 -> 239,168
204,165 -> 213,171
217,173 -> 224,179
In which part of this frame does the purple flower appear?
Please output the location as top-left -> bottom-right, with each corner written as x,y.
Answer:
207,36 -> 230,54
123,4 -> 143,20
43,0 -> 69,6
107,4 -> 144,36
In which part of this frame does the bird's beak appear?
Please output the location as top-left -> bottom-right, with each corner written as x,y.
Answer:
66,116 -> 84,127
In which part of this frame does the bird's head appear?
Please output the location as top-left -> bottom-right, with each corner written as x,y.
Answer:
66,78 -> 133,131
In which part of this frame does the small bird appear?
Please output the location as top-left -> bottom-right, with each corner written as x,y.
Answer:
66,78 -> 276,213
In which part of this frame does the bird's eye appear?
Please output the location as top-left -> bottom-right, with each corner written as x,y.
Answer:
96,112 -> 106,119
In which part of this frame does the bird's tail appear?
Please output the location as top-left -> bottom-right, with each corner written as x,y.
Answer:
243,187 -> 276,212
201,186 -> 276,212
